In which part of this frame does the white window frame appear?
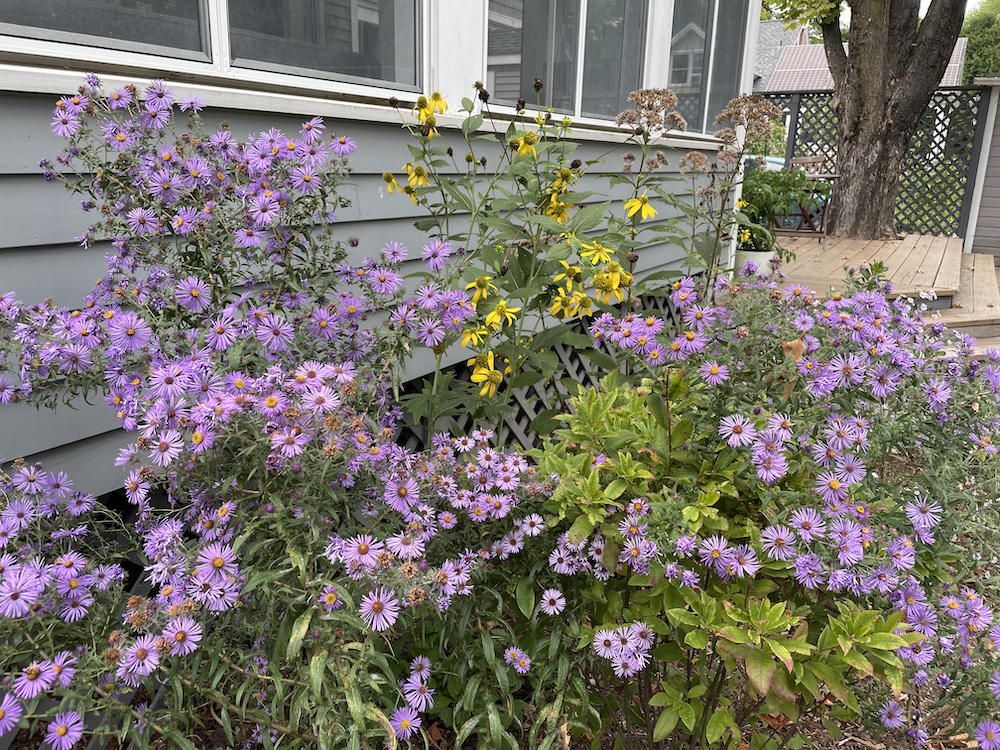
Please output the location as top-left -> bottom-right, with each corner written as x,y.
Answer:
0,0 -> 429,102
0,0 -> 738,148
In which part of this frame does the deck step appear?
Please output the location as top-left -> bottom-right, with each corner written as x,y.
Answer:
931,253 -> 1000,337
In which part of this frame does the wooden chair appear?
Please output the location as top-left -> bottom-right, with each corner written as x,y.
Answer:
789,155 -> 826,175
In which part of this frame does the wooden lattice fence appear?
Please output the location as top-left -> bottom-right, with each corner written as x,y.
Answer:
761,87 -> 990,237
396,293 -> 683,452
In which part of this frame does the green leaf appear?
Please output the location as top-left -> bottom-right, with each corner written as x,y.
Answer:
462,113 -> 484,136
744,649 -> 776,696
706,711 -> 732,744
604,479 -> 627,499
567,514 -> 596,545
822,718 -> 842,741
666,608 -> 700,627
510,370 -> 544,389
648,692 -> 673,707
865,633 -> 908,651
719,626 -> 753,644
310,647 -> 327,701
286,609 -> 313,661
653,708 -> 679,742
685,630 -> 709,650
516,577 -> 536,618
809,661 -> 850,705
677,702 -> 696,732
455,715 -> 483,749
569,201 -> 610,233
766,639 -> 794,672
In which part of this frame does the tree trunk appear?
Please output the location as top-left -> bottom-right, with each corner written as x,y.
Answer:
819,0 -> 967,240
825,119 -> 914,239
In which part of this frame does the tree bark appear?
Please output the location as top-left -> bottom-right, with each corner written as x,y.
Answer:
820,0 -> 966,240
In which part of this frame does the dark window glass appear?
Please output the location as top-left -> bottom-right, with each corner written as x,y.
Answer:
229,0 -> 419,87
487,0 -> 579,114
580,0 -> 646,118
670,0 -> 710,129
705,0 -> 748,130
0,0 -> 207,58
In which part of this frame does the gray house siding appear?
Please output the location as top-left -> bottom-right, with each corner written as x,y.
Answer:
0,88 -> 703,495
973,99 -> 1000,256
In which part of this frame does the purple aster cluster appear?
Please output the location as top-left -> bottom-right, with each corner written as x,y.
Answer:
592,622 -> 655,677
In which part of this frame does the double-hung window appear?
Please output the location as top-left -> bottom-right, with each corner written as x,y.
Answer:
0,0 -> 421,91
486,0 -> 750,133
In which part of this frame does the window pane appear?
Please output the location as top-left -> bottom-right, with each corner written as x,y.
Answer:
0,0 -> 207,58
669,0 -> 710,130
705,0 -> 748,129
229,0 -> 419,87
580,0 -> 646,118
487,0 -> 579,114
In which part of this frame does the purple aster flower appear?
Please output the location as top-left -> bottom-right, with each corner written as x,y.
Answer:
979,721 -> 1000,750
249,195 -> 280,226
752,451 -> 787,485
729,545 -> 760,578
147,362 -> 191,399
144,79 -> 174,110
164,616 -> 203,656
390,706 -> 421,740
126,207 -> 158,235
360,587 -> 400,631
319,585 -> 343,612
49,653 -> 77,688
540,588 -> 566,615
178,94 -> 206,112
108,311 -> 152,352
149,430 -> 184,467
291,166 -> 319,194
990,671 -> 1000,701
421,240 -> 452,271
0,567 -> 42,618
235,226 -> 263,247
51,113 -> 81,138
175,276 -> 211,312
13,662 -> 55,700
123,635 -> 161,677
255,313 -> 294,353
698,535 -> 734,572
699,361 -> 729,385
593,629 -> 617,659
331,135 -> 357,155
416,318 -> 446,347
815,471 -> 849,504
195,543 -> 238,583
760,525 -> 796,561
108,87 -> 133,109
879,700 -> 905,729
790,508 -> 825,543
0,693 -> 22,735
718,415 -> 756,447
792,554 -> 827,589
172,207 -> 199,235
905,498 -> 942,530
383,241 -> 409,263
44,711 -> 84,750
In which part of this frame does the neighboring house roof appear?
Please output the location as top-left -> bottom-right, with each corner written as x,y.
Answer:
765,38 -> 968,91
753,20 -> 807,93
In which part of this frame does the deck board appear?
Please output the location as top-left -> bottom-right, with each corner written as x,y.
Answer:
776,233 -> 961,297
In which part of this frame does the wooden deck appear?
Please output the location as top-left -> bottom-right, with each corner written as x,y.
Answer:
776,233 -> 1000,351
777,234 -> 964,301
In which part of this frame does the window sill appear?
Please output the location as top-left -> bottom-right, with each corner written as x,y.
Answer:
0,60 -> 724,151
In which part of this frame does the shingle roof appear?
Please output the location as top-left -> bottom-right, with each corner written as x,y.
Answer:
765,38 -> 968,91
753,20 -> 806,93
